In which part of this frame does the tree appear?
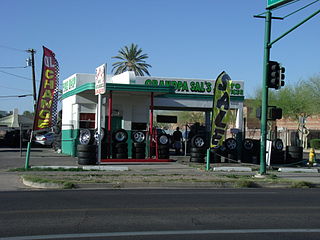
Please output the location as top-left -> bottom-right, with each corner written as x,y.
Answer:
23,111 -> 34,118
251,76 -> 320,148
274,81 -> 316,119
111,43 -> 151,76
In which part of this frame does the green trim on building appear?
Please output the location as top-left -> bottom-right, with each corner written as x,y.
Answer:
106,83 -> 175,94
62,83 -> 95,100
62,83 -> 175,99
61,129 -> 79,156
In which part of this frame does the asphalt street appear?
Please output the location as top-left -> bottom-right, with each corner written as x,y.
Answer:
1,189 -> 320,240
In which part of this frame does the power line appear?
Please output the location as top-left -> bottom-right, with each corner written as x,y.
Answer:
0,69 -> 40,82
0,94 -> 33,98
0,84 -> 30,92
0,66 -> 28,69
0,44 -> 27,53
283,0 -> 320,19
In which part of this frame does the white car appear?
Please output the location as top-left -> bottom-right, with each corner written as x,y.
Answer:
35,132 -> 54,146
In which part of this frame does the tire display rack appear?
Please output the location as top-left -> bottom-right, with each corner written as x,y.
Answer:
76,92 -> 175,163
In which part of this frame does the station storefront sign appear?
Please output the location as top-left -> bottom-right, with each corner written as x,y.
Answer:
62,76 -> 76,94
135,76 -> 244,97
62,72 -> 244,97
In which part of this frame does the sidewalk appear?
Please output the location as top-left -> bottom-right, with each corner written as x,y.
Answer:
0,147 -> 320,190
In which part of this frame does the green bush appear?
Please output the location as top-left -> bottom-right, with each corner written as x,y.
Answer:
310,139 -> 320,149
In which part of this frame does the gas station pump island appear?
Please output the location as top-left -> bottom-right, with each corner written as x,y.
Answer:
61,71 -> 244,162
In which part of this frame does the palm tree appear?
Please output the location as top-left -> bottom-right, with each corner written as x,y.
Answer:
111,43 -> 151,76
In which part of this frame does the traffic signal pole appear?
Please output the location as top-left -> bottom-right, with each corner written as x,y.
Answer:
259,10 -> 272,175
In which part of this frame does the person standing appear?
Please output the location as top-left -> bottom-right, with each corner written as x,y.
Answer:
173,127 -> 183,155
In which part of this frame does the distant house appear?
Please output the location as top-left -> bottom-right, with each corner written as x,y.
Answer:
243,100 -> 320,148
0,109 -> 33,129
0,110 -> 8,118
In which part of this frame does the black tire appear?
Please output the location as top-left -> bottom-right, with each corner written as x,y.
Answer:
77,144 -> 96,152
210,150 -> 221,163
272,138 -> 284,151
287,146 -> 302,152
94,128 -> 105,142
112,129 -> 128,143
79,129 -> 93,145
225,138 -> 237,151
190,152 -> 205,158
116,153 -> 128,159
191,135 -> 205,148
132,142 -> 146,148
158,144 -> 169,150
113,142 -> 128,148
190,147 -> 206,153
78,157 -> 96,165
270,150 -> 285,164
243,139 -> 254,151
158,154 -> 169,159
158,149 -> 169,155
132,153 -> 146,159
77,151 -> 96,158
133,147 -> 145,153
113,147 -> 128,154
158,134 -> 170,145
190,157 -> 205,163
132,131 -> 146,143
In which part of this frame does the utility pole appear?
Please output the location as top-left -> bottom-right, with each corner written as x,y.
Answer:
259,10 -> 272,175
25,48 -> 36,169
255,1 -> 320,175
27,48 -> 37,112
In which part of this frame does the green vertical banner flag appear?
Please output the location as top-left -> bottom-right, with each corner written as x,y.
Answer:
210,71 -> 232,149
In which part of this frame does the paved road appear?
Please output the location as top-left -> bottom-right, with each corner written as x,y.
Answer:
1,189 -> 320,239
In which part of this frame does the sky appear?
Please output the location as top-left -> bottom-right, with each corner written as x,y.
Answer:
0,0 -> 319,113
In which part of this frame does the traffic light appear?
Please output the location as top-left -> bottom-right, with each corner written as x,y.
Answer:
267,61 -> 285,89
269,107 -> 282,120
256,106 -> 282,120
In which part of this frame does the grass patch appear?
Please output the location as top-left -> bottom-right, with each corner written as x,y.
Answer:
223,174 -> 252,179
9,167 -> 90,172
23,175 -> 76,189
235,180 -> 259,188
140,168 -> 157,172
291,181 -> 315,188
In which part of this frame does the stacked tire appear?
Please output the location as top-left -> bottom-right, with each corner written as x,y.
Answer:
77,129 -> 96,165
94,128 -> 107,159
242,139 -> 255,163
132,131 -> 146,159
225,138 -> 237,163
112,129 -> 128,159
157,133 -> 170,159
271,138 -> 285,164
286,145 -> 303,164
77,144 -> 97,165
242,138 -> 260,164
190,135 -> 206,163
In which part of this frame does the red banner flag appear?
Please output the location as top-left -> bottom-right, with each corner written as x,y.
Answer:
33,46 -> 59,131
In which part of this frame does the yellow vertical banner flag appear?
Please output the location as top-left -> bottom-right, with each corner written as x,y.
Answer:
210,71 -> 232,149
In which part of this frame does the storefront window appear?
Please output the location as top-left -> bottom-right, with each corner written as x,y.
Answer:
79,113 -> 95,129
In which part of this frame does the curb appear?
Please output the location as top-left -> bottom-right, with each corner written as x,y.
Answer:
31,166 -> 129,171
22,177 -> 64,189
213,167 -> 252,172
278,168 -> 319,173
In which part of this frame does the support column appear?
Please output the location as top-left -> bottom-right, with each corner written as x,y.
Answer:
260,10 -> 272,175
107,91 -> 112,158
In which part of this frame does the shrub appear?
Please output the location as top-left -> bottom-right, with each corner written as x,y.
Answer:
310,139 -> 320,149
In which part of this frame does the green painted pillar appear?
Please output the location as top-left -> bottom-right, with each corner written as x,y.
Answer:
260,10 -> 272,175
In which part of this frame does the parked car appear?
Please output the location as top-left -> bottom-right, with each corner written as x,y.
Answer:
35,132 -> 54,146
